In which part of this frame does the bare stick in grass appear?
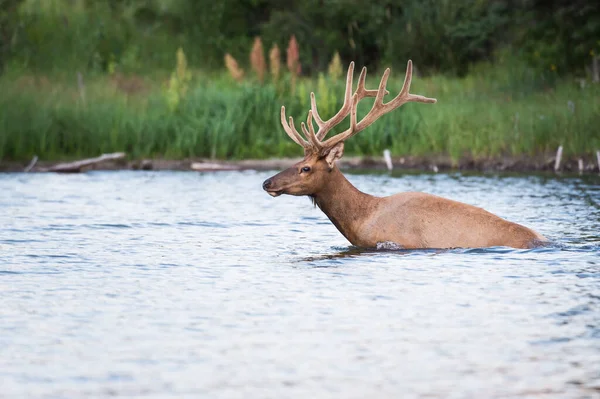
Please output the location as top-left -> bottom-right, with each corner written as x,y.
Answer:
554,146 -> 563,172
24,155 -> 38,172
383,149 -> 393,171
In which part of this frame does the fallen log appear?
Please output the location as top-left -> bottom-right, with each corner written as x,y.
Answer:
190,162 -> 241,172
41,152 -> 126,173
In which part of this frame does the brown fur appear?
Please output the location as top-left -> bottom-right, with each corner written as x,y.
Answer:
264,152 -> 546,249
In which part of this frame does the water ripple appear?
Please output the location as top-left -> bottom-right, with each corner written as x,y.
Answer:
0,170 -> 598,399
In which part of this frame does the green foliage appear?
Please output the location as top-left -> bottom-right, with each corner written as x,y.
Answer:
518,0 -> 600,75
379,0 -> 511,75
2,0 -> 598,76
328,52 -> 343,80
7,0 -> 253,72
165,48 -> 192,112
1,59 -> 598,162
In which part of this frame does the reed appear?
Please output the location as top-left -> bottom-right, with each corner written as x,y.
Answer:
269,44 -> 281,83
328,52 -> 343,80
250,37 -> 266,83
286,35 -> 300,93
1,61 -> 598,162
224,54 -> 244,83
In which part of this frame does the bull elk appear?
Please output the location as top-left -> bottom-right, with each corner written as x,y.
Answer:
262,61 -> 546,249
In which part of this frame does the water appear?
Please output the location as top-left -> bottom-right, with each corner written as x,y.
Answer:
1,170 -> 599,399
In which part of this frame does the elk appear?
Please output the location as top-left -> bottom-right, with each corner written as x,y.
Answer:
262,61 -> 546,249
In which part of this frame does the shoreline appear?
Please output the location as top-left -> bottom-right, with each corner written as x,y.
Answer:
1,154 -> 599,175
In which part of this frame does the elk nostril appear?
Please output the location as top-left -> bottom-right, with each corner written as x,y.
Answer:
262,178 -> 273,191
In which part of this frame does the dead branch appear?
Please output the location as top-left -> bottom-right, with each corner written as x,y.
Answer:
42,152 -> 126,173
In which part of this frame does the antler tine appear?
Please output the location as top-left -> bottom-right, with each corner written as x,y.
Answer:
320,93 -> 360,149
280,106 -> 309,148
399,60 -> 413,97
389,60 -> 437,106
310,92 -> 324,128
348,93 -> 358,132
355,66 -> 389,99
314,62 -> 355,140
374,68 -> 391,106
306,110 -> 320,145
356,67 -> 367,95
301,110 -> 322,149
407,94 -> 437,104
289,116 -> 306,144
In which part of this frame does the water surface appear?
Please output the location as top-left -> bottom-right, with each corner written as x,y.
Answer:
1,170 -> 599,398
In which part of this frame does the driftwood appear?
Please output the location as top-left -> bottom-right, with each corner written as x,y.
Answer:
3,153 -> 600,174
190,162 -> 241,172
40,152 -> 126,173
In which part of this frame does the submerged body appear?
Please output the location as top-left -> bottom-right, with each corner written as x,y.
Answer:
313,168 -> 544,249
305,167 -> 545,249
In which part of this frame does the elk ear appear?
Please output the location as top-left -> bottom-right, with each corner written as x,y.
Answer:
324,142 -> 344,169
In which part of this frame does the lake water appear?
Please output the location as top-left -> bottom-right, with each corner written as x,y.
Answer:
1,170 -> 599,398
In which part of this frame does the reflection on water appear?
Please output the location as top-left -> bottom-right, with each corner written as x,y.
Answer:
0,170 -> 599,398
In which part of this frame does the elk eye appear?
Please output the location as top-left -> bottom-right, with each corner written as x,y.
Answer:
301,166 -> 311,173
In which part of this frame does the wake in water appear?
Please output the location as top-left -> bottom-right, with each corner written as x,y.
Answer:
298,240 -> 599,264
376,241 -> 404,250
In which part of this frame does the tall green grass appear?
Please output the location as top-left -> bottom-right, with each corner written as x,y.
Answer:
1,61 -> 599,162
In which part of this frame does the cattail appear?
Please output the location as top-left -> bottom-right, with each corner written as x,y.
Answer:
250,37 -> 266,83
224,53 -> 244,82
328,51 -> 343,80
286,35 -> 300,75
269,44 -> 281,82
287,35 -> 300,92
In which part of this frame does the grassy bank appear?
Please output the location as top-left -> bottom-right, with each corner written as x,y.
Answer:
1,61 -> 599,163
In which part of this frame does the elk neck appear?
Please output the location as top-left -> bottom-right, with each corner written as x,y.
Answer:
311,166 -> 379,244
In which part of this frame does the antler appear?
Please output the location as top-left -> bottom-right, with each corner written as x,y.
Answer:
280,60 -> 437,154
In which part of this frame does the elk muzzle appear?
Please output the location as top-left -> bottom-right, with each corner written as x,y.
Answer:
262,174 -> 286,197
262,178 -> 273,191
263,166 -> 303,197
262,178 -> 281,197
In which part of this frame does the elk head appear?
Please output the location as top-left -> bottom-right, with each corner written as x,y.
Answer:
262,60 -> 436,197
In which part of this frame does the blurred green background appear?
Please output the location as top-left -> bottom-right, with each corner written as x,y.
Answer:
0,0 -> 599,162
